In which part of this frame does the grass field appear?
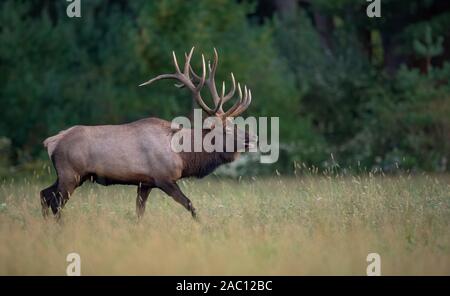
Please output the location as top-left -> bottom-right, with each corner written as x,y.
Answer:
0,172 -> 449,275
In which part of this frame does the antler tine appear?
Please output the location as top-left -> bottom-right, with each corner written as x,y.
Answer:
206,48 -> 221,106
172,51 -> 182,74
193,54 -> 216,115
232,86 -> 252,117
174,54 -> 188,89
236,85 -> 249,113
139,74 -> 177,87
189,65 -> 201,81
184,47 -> 195,76
195,54 -> 207,91
223,83 -> 244,117
211,81 -> 225,114
221,72 -> 236,104
210,48 -> 219,77
247,89 -> 252,108
174,47 -> 195,89
228,85 -> 251,117
185,51 -> 201,80
241,88 -> 252,112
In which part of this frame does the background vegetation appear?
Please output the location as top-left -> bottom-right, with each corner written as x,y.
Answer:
1,0 -> 449,175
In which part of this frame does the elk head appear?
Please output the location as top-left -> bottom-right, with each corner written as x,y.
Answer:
140,47 -> 257,153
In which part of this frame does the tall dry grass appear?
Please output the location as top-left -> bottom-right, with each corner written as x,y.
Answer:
0,172 -> 449,275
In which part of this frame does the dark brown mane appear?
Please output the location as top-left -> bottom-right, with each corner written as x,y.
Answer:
180,151 -> 237,178
179,128 -> 238,178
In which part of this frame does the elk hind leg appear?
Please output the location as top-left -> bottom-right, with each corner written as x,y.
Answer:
40,181 -> 58,218
136,185 -> 152,219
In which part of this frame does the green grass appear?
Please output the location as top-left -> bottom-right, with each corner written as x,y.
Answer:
0,173 -> 449,275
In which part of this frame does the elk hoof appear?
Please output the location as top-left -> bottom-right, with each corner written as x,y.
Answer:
190,207 -> 199,222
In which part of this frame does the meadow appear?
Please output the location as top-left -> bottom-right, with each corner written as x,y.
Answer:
0,170 -> 449,275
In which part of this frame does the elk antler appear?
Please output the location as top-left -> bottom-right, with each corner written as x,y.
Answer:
140,47 -> 252,118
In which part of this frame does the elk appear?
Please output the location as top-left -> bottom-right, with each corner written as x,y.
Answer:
40,47 -> 256,220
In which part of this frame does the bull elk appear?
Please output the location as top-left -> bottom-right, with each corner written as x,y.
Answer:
40,47 -> 256,220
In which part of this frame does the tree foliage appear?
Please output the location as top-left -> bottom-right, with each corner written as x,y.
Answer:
0,0 -> 449,173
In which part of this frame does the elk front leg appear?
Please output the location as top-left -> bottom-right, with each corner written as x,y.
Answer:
157,181 -> 197,220
136,185 -> 152,219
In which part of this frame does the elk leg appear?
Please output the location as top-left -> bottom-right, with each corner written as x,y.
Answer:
50,175 -> 79,219
136,185 -> 152,219
158,182 -> 197,220
40,181 -> 58,218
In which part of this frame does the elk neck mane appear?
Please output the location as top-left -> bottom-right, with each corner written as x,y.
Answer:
180,150 -> 237,178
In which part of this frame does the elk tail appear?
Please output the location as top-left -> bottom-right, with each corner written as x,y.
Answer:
43,127 -> 76,158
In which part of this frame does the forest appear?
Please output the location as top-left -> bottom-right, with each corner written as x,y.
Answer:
1,0 -> 449,175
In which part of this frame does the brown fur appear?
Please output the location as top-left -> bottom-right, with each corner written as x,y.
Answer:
40,117 -> 245,220
180,151 -> 238,178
